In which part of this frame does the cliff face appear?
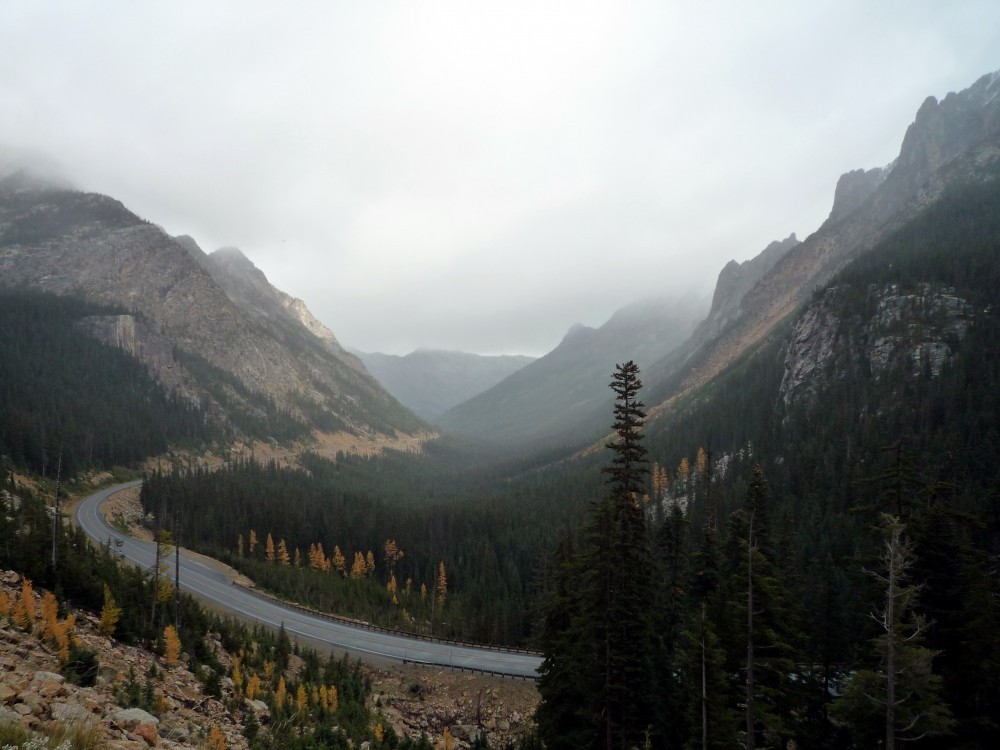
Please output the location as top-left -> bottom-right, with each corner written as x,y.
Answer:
0,176 -> 422,438
779,283 -> 973,412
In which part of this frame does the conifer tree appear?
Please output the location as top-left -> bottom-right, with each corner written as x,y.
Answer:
332,545 -> 346,576
277,538 -> 290,566
436,562 -> 448,606
548,361 -> 658,750
831,515 -> 954,747
98,584 -> 122,638
536,536 -> 592,750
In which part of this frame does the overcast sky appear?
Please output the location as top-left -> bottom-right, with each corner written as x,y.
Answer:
2,2 -> 998,356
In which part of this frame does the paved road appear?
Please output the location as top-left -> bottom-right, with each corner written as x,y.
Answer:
75,482 -> 542,678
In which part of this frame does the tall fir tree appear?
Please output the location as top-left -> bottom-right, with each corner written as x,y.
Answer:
538,361 -> 659,750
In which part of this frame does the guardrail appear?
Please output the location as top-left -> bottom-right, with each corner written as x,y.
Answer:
401,657 -> 538,681
231,581 -> 543,657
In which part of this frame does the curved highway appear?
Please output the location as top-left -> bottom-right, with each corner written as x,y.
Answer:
76,482 -> 541,678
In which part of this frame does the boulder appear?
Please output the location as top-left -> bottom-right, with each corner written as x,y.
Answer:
112,707 -> 160,728
133,722 -> 159,746
51,701 -> 93,723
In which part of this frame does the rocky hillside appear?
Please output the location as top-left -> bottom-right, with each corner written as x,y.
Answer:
0,566 -> 538,750
0,174 -> 424,444
643,68 -> 1000,421
438,293 -> 707,448
355,349 -> 536,421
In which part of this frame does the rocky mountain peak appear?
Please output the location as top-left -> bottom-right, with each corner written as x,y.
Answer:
698,233 -> 800,341
828,167 -> 889,224
892,70 -> 1000,193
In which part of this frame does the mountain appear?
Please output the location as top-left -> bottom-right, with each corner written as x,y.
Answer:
437,293 -> 708,448
354,349 -> 536,421
0,172 -> 424,444
642,68 -> 1000,424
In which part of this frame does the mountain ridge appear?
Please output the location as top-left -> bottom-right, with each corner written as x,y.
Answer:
641,68 -> 1000,425
0,175 -> 425,445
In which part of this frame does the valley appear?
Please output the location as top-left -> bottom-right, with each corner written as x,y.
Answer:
2,64 -> 1000,750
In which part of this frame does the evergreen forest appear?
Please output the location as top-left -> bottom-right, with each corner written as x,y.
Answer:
1,174 -> 999,748
0,289 -> 217,476
140,177 -> 1000,748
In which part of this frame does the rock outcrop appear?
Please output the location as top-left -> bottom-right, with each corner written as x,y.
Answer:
779,284 -> 972,407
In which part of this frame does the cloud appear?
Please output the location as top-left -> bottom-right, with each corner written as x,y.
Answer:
2,0 -> 998,355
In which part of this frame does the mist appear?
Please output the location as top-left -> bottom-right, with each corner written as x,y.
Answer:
2,1 -> 998,356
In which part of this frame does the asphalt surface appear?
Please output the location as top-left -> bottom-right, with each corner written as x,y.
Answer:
75,482 -> 542,678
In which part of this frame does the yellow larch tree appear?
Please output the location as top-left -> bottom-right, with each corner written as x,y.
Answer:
0,589 -> 9,620
678,456 -> 690,485
14,577 -> 35,631
294,547 -> 302,567
383,539 -> 404,574
53,614 -> 74,663
232,657 -> 243,694
327,684 -> 339,712
436,562 -> 448,606
207,723 -> 227,750
265,533 -> 275,562
98,584 -> 122,638
246,674 -> 261,701
249,529 -> 258,554
275,676 -> 287,711
237,533 -> 244,558
310,542 -> 327,571
351,552 -> 366,579
163,625 -> 181,665
332,545 -> 346,576
296,683 -> 308,717
40,591 -> 59,641
365,550 -> 376,576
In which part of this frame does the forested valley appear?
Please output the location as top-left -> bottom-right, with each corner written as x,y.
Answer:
141,176 -> 1000,748
2,176 -> 999,748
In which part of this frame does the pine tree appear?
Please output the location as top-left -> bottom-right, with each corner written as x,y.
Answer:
536,536 -> 592,750
831,515 -> 954,747
540,361 -> 658,750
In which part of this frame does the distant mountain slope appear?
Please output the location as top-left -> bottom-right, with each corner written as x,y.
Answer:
642,68 -> 1000,423
0,173 -> 423,441
437,294 -> 707,447
355,349 -> 536,421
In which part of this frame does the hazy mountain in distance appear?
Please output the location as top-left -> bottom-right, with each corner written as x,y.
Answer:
437,293 -> 708,448
0,173 -> 423,441
354,349 -> 536,421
